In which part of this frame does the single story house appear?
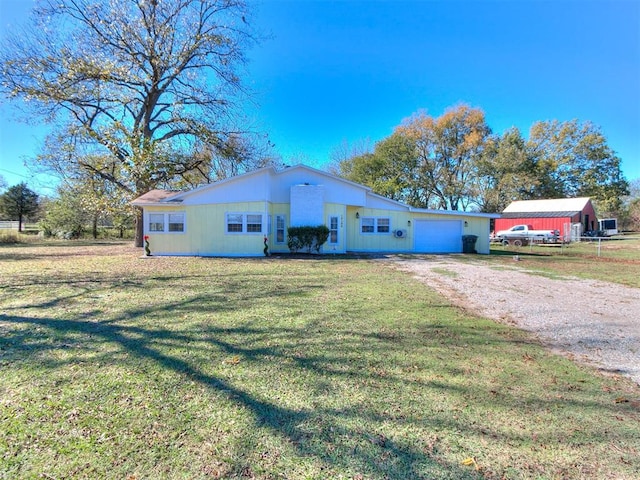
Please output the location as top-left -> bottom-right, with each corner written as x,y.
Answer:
495,197 -> 598,238
131,165 -> 499,256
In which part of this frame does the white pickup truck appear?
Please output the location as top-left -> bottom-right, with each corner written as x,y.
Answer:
494,224 -> 559,246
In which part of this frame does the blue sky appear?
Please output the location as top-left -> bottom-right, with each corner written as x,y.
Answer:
1,0 -> 639,196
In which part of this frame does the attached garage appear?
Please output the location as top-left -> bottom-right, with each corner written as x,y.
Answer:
133,165 -> 500,256
414,219 -> 463,253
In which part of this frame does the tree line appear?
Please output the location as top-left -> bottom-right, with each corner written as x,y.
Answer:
331,104 -> 630,217
0,178 -> 134,239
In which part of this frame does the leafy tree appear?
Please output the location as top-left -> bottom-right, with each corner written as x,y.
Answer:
36,141 -> 137,238
0,175 -> 7,193
39,189 -> 87,239
527,120 -> 629,211
396,104 -> 491,210
40,179 -> 135,239
337,134 -> 422,206
617,178 -> 640,232
0,183 -> 40,231
336,105 -> 491,210
334,105 -> 628,215
627,199 -> 640,232
476,128 -> 542,212
372,133 -> 424,206
0,0 -> 263,246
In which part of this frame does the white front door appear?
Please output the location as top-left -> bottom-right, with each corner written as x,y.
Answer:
326,214 -> 345,253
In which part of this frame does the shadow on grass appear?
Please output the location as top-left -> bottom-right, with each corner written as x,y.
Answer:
2,310 -> 489,479
1,252 -> 638,478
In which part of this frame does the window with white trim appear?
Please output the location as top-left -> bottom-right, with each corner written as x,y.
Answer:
168,213 -> 185,232
148,212 -> 185,233
275,215 -> 286,243
361,217 -> 391,234
377,218 -> 390,233
361,217 -> 375,233
247,214 -> 262,233
225,213 -> 264,234
226,214 -> 243,232
149,213 -> 165,232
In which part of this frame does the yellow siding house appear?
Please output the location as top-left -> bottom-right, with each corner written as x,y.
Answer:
131,165 -> 498,256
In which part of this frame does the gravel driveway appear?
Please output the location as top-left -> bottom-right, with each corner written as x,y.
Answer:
390,257 -> 640,386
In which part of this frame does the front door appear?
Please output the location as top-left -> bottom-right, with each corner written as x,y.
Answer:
326,213 -> 345,253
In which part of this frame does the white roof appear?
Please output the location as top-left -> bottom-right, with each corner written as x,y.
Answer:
130,164 -> 500,218
503,197 -> 591,213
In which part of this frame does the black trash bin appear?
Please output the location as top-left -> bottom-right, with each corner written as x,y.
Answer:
462,235 -> 478,253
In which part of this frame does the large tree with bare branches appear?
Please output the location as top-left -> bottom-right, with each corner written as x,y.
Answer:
0,0 -> 265,245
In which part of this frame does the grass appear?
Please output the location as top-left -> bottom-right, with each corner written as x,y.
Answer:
484,234 -> 640,288
0,231 -> 38,244
1,243 -> 639,479
0,225 -> 133,244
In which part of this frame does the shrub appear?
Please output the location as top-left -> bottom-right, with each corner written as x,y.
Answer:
287,225 -> 330,253
38,219 -> 83,239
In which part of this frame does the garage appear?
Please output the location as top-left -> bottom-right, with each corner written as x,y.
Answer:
414,219 -> 463,253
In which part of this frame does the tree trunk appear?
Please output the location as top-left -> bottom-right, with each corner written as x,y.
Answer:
18,214 -> 23,232
134,207 -> 143,247
92,215 -> 98,239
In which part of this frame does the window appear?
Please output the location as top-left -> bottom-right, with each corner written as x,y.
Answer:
149,213 -> 165,232
246,214 -> 262,233
168,213 -> 185,232
226,214 -> 243,232
377,218 -> 390,233
361,217 -> 391,234
275,215 -> 286,243
226,213 -> 264,234
329,216 -> 339,244
361,217 -> 375,233
148,212 -> 185,234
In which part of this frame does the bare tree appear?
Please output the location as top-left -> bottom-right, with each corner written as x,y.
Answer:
1,0 -> 263,245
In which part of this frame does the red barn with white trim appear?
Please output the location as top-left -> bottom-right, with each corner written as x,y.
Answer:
495,197 -> 598,239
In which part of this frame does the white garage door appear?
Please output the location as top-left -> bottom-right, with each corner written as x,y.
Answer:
414,220 -> 463,253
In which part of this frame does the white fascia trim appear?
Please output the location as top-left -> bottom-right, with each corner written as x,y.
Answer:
408,207 -> 500,219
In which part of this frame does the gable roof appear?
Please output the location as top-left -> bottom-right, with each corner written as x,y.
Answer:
503,197 -> 592,214
130,165 -> 369,204
130,164 -> 499,218
500,211 -> 581,219
169,164 -> 374,202
131,189 -> 182,206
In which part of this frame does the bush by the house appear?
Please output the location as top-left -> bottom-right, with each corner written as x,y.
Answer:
287,225 -> 330,253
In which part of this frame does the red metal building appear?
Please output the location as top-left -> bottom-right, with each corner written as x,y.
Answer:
495,197 -> 598,239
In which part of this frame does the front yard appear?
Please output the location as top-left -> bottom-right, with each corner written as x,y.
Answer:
1,243 -> 638,479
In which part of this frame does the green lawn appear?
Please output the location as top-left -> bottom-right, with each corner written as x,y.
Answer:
486,234 -> 640,288
1,243 -> 639,479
